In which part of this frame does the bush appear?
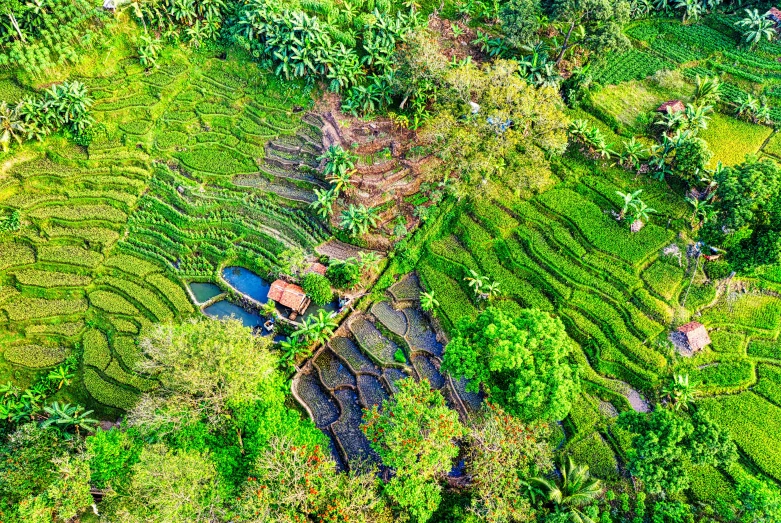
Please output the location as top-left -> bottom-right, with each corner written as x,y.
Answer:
704,260 -> 731,280
301,273 -> 333,305
326,261 -> 361,289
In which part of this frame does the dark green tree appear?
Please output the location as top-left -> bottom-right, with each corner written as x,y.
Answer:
442,307 -> 580,422
500,0 -> 542,49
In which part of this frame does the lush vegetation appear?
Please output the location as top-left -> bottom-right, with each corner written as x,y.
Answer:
1,0 -> 781,522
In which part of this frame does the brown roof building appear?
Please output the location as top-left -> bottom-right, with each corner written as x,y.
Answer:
304,262 -> 327,276
267,280 -> 310,316
657,100 -> 685,114
677,321 -> 712,352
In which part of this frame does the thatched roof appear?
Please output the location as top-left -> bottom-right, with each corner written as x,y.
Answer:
657,100 -> 685,113
677,322 -> 711,351
267,280 -> 310,314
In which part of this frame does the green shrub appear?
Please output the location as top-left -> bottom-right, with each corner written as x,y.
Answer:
326,261 -> 361,289
704,260 -> 732,280
566,432 -> 619,480
301,273 -> 333,305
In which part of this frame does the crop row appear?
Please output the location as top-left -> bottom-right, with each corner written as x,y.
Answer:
4,343 -> 68,368
83,328 -> 111,371
99,276 -> 174,323
591,49 -> 673,86
1,296 -> 88,322
88,290 -> 139,316
84,367 -> 139,410
0,242 -> 36,270
37,245 -> 104,269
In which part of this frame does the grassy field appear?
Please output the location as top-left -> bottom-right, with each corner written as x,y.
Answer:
0,44 -> 328,413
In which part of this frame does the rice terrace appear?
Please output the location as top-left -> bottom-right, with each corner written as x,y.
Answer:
1,0 -> 781,522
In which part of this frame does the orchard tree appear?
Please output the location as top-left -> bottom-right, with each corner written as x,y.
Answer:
618,409 -> 736,494
362,378 -> 465,522
466,403 -> 553,522
442,307 -> 580,422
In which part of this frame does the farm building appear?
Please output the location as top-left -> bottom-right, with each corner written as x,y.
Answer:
657,100 -> 685,114
268,280 -> 310,318
677,321 -> 712,352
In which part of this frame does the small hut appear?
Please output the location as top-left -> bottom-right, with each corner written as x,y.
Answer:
657,100 -> 685,114
677,321 -> 711,352
304,262 -> 327,276
767,7 -> 781,29
267,280 -> 310,319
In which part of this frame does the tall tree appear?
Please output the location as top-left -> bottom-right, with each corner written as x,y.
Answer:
362,378 -> 465,523
442,307 -> 580,422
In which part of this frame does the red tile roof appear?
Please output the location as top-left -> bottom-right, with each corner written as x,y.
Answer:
267,280 -> 309,313
768,7 -> 781,21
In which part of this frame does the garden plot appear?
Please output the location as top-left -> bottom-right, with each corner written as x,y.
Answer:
699,114 -> 772,168
293,273 -> 481,469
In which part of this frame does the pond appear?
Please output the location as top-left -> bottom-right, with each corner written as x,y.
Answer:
203,300 -> 263,328
189,282 -> 223,304
221,266 -> 271,303
300,298 -> 340,321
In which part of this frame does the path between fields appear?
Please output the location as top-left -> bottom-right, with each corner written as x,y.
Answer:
0,151 -> 34,180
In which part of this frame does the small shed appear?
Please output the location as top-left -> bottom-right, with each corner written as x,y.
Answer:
657,100 -> 685,114
767,7 -> 781,27
267,280 -> 310,317
677,321 -> 711,352
304,262 -> 327,276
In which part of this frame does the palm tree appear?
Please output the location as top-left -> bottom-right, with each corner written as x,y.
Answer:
339,204 -> 378,236
663,373 -> 697,410
482,280 -> 501,301
279,335 -> 308,372
737,9 -> 776,48
420,291 -> 439,312
682,103 -> 712,133
464,269 -> 485,296
532,457 -> 602,523
0,101 -> 25,152
620,138 -> 646,170
693,75 -> 722,105
46,364 -> 75,390
41,402 -> 98,438
302,309 -> 338,345
319,145 -> 357,194
686,195 -> 716,229
311,188 -> 337,219
675,0 -> 702,23
616,189 -> 643,220
630,200 -> 656,230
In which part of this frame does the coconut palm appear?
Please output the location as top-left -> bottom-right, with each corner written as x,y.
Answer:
0,101 -> 25,152
663,373 -> 697,410
737,9 -> 776,48
420,291 -> 439,312
693,75 -> 722,105
616,189 -> 643,220
532,457 -> 602,523
310,188 -> 337,219
41,402 -> 98,438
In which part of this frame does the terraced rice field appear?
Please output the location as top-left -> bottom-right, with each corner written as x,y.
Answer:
0,53 -> 329,412
293,274 -> 481,469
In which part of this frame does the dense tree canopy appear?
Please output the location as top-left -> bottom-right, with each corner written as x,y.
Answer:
362,377 -> 465,523
618,410 -> 736,494
442,307 -> 580,422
